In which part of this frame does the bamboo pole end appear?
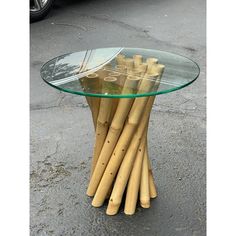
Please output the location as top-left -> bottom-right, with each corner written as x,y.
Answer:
124,208 -> 135,215
140,198 -> 150,208
106,202 -> 120,215
91,199 -> 103,208
86,189 -> 95,197
150,193 -> 158,199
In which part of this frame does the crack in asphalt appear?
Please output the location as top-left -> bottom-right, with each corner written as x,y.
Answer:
76,14 -> 204,53
30,102 -> 88,111
52,22 -> 88,32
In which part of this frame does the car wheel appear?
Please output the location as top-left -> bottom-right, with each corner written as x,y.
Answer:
30,0 -> 54,22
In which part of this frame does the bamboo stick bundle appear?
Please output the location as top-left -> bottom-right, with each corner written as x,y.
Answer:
86,53 -> 165,214
91,73 -> 159,207
87,75 -> 141,196
140,145 -> 150,208
90,76 -> 117,175
124,136 -> 145,215
98,63 -> 164,212
106,120 -> 150,215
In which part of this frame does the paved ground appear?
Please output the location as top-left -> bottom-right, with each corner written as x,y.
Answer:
30,0 -> 206,235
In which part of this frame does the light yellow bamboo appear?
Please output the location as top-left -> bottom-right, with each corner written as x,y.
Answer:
146,58 -> 159,73
133,55 -> 143,68
92,77 -> 157,207
148,164 -> 158,198
107,72 -> 122,122
115,64 -> 126,71
86,73 -> 101,128
114,65 -> 127,86
90,77 -> 117,175
143,117 -> 158,199
145,139 -> 158,198
125,58 -> 134,70
140,145 -> 150,208
116,54 -> 126,65
89,97 -> 100,129
87,75 -> 141,196
79,73 -> 100,129
124,136 -> 145,215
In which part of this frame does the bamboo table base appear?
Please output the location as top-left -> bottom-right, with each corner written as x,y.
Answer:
40,47 -> 200,216
86,96 -> 158,215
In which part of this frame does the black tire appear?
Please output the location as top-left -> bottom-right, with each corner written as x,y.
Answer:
30,0 -> 54,22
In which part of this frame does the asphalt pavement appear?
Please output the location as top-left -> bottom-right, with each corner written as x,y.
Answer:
30,0 -> 206,235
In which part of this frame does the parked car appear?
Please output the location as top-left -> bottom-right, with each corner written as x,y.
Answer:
30,0 -> 54,22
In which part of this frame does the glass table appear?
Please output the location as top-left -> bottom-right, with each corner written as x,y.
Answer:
40,47 -> 200,216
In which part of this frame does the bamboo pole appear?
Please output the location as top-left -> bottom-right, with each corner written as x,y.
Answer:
143,111 -> 158,199
88,67 -> 111,176
140,145 -> 150,208
146,58 -> 158,73
116,54 -> 126,65
91,74 -> 158,207
87,75 -> 141,196
80,73 -> 100,129
85,73 -> 101,129
133,55 -> 143,68
125,58 -> 134,70
148,156 -> 158,198
124,136 -> 145,215
114,65 -> 127,86
108,72 -> 121,122
90,77 -> 117,175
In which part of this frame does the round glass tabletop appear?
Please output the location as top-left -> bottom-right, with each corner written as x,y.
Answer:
40,47 -> 200,98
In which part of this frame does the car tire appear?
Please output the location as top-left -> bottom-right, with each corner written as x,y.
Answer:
30,0 -> 54,22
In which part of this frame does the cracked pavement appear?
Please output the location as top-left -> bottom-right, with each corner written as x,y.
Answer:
30,0 -> 206,235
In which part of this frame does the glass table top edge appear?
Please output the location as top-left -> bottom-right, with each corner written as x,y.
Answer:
40,47 -> 200,98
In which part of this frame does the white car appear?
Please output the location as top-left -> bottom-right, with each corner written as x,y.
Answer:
30,0 -> 54,21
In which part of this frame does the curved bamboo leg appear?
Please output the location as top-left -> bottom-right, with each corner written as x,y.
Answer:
90,77 -> 117,176
148,159 -> 158,199
80,73 -> 101,129
90,97 -> 100,129
144,123 -> 158,199
124,137 -> 145,215
140,146 -> 150,208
